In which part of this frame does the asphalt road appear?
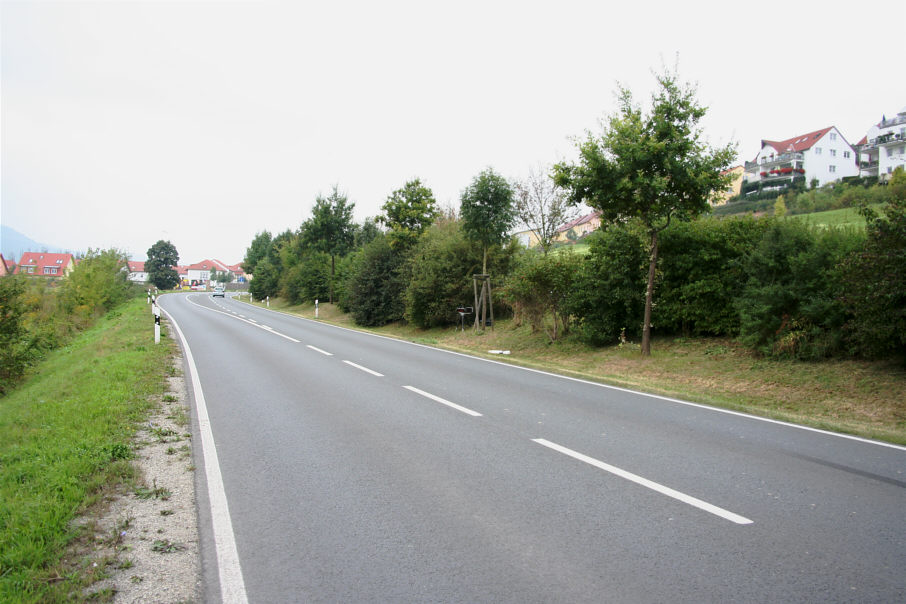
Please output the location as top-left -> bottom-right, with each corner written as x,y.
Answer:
159,292 -> 906,603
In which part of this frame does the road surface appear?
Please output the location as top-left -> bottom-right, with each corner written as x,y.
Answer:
158,292 -> 906,603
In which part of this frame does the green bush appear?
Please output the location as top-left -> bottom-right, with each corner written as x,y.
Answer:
0,277 -> 39,394
736,220 -> 863,358
841,191 -> 906,359
501,251 -> 581,341
404,219 -> 515,328
280,252 -> 330,305
566,225 -> 648,345
657,216 -> 770,336
345,235 -> 406,326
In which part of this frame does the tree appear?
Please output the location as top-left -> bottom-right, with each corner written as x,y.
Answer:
301,185 -> 356,303
242,231 -> 273,275
554,67 -> 736,355
209,268 -> 233,285
460,168 -> 516,274
460,168 -> 516,329
379,178 -> 439,251
146,240 -> 180,290
513,165 -> 578,254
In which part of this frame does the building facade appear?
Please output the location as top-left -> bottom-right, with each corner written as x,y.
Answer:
856,106 -> 906,181
742,126 -> 858,194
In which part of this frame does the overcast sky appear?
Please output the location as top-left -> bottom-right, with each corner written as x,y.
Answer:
2,0 -> 904,264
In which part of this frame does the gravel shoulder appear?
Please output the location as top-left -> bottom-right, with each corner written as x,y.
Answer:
85,337 -> 200,602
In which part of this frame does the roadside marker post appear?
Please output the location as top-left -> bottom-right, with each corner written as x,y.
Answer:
315,299 -> 319,318
153,303 -> 161,344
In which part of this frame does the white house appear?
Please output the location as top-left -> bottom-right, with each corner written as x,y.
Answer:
856,105 -> 906,181
742,126 -> 858,194
126,261 -> 148,283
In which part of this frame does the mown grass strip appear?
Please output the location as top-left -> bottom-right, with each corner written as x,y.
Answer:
0,298 -> 174,602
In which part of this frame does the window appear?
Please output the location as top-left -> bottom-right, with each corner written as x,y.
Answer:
830,149 -> 837,157
844,151 -> 851,159
830,133 -> 837,141
829,165 -> 836,173
815,147 -> 822,155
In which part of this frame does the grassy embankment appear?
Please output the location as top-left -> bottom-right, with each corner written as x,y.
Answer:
243,295 -> 906,446
0,298 -> 175,603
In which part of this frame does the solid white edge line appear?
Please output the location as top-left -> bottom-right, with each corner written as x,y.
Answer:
403,385 -> 483,417
159,300 -> 249,604
533,438 -> 753,525
307,345 -> 333,356
343,360 -> 384,377
239,301 -> 906,453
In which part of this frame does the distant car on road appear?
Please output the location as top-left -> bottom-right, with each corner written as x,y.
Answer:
212,286 -> 225,298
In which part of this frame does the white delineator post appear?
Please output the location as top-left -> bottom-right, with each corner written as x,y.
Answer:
315,299 -> 319,318
266,296 -> 269,308
153,303 -> 161,344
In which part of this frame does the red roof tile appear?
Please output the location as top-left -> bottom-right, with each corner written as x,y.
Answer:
762,126 -> 835,153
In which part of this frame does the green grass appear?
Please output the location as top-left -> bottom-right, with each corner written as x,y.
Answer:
786,206 -> 869,229
242,298 -> 906,445
0,298 -> 174,602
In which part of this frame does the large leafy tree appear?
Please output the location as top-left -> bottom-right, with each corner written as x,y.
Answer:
146,240 -> 180,290
379,178 -> 439,251
513,165 -> 577,254
460,168 -> 515,275
242,230 -> 273,275
554,68 -> 736,355
301,185 -> 356,302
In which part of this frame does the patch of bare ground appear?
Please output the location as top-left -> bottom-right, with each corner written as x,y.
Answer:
78,342 -> 199,603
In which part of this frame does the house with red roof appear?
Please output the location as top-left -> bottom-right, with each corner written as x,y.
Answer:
0,253 -> 13,277
13,252 -> 75,278
555,211 -> 602,243
126,260 -> 148,283
742,126 -> 858,194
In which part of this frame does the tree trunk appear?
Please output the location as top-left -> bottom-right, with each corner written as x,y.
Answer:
641,230 -> 659,356
329,254 -> 335,303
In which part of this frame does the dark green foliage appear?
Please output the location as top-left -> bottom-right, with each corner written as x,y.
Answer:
145,240 -> 180,290
353,218 -> 382,249
301,186 -> 356,302
501,251 -> 581,341
841,191 -> 906,359
0,277 -> 37,394
566,226 -> 648,345
242,231 -> 272,275
380,178 -> 439,251
736,220 -> 863,358
554,67 -> 736,355
248,258 -> 279,300
281,252 -> 330,305
656,216 -> 770,336
346,235 -> 406,326
405,220 -> 515,328
460,168 -> 516,273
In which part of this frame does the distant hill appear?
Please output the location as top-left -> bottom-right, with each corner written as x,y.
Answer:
1,225 -> 66,261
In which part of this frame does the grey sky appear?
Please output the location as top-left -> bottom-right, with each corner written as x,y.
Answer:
2,0 -> 903,265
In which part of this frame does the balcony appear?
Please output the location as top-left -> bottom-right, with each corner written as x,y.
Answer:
744,152 -> 804,172
879,114 -> 906,129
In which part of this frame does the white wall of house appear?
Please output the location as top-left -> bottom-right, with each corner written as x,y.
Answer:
802,129 -> 858,186
128,271 -> 148,283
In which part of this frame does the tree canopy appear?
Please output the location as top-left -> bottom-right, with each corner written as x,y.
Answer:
460,167 -> 516,274
554,67 -> 735,354
380,178 -> 439,251
146,240 -> 180,290
301,185 -> 356,302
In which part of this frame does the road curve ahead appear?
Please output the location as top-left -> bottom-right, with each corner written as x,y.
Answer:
159,292 -> 906,603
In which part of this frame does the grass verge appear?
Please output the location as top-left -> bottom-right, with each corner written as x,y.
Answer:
0,298 -> 174,602
242,297 -> 906,446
